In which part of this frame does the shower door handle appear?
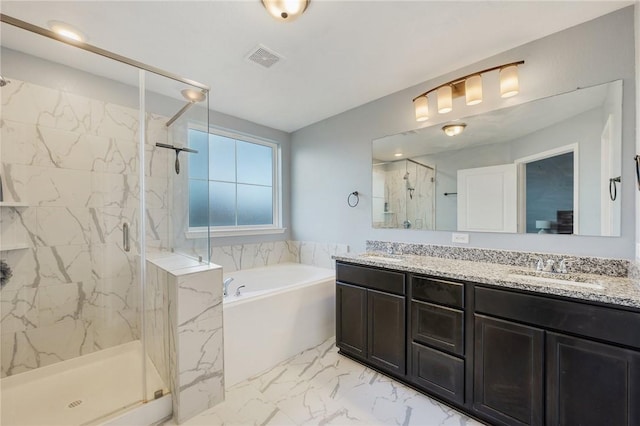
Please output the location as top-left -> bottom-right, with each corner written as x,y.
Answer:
123,222 -> 130,252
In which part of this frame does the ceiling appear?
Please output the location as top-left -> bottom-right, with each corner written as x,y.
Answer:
0,1 -> 632,133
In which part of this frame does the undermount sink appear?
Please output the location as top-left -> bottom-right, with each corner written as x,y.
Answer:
360,253 -> 404,263
507,272 -> 605,290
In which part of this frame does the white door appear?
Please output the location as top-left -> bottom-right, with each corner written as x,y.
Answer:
457,164 -> 518,233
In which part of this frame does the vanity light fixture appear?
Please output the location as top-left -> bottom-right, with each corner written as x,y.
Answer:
262,0 -> 310,21
47,20 -> 86,42
412,61 -> 524,121
442,123 -> 467,137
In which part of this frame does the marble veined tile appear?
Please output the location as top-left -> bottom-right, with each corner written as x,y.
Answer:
0,119 -> 38,166
168,337 -> 484,426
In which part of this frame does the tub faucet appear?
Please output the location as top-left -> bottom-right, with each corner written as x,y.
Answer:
235,285 -> 246,297
223,277 -> 234,297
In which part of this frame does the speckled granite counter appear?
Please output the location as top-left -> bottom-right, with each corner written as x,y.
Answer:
333,253 -> 640,309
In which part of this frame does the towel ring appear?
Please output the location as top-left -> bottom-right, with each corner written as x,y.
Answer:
609,177 -> 621,201
347,191 -> 359,208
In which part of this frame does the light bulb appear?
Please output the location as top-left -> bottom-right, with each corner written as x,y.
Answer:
500,65 -> 520,98
414,96 -> 429,122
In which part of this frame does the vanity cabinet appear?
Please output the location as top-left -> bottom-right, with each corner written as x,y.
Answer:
474,285 -> 640,426
546,332 -> 640,425
473,315 -> 544,426
408,275 -> 466,404
335,260 -> 640,426
336,262 -> 406,377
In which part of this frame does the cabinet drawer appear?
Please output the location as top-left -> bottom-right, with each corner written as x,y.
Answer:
412,300 -> 464,356
411,342 -> 464,404
411,276 -> 464,308
337,263 -> 405,295
475,286 -> 640,350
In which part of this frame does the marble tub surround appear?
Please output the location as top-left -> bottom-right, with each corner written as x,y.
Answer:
366,240 -> 629,277
334,252 -> 640,309
208,240 -> 349,272
147,252 -> 224,424
166,336 -> 482,426
0,78 -> 172,378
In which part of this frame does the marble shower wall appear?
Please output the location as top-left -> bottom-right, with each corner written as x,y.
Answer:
0,78 -> 171,377
210,240 -> 349,272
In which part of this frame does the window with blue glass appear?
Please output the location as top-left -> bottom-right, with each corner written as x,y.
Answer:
188,128 -> 277,229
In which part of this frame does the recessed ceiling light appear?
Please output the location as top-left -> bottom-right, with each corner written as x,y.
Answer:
48,21 -> 86,42
394,153 -> 403,157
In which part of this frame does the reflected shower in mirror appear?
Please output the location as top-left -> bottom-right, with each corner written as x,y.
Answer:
372,80 -> 622,236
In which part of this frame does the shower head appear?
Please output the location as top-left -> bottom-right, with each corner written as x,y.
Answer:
181,88 -> 206,103
0,76 -> 10,87
403,172 -> 410,180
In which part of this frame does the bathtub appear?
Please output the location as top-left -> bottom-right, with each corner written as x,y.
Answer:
222,262 -> 336,387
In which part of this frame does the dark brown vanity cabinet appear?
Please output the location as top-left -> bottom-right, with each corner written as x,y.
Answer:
409,276 -> 466,404
546,332 -> 640,426
336,261 -> 640,426
474,286 -> 640,426
473,315 -> 544,426
336,262 -> 406,377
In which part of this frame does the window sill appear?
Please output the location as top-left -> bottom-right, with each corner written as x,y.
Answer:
186,227 -> 287,239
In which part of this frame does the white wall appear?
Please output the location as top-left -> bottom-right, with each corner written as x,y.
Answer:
291,7 -> 637,259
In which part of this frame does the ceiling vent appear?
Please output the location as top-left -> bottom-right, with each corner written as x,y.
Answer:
245,45 -> 283,69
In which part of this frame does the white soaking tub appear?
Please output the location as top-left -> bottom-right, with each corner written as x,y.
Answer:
222,262 -> 336,387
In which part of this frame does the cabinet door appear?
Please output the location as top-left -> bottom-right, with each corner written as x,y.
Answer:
547,332 -> 640,426
336,282 -> 367,359
473,315 -> 544,426
368,289 -> 406,375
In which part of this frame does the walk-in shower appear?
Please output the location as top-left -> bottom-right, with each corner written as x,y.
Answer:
0,13 -> 210,425
372,158 -> 435,229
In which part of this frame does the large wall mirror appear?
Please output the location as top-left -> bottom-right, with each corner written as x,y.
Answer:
372,80 -> 622,237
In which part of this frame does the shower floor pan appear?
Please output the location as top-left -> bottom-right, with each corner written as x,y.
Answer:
1,340 -> 169,426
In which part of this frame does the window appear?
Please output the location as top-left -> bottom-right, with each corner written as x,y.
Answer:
187,128 -> 281,235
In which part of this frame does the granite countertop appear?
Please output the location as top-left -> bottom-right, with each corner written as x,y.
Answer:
333,253 -> 640,309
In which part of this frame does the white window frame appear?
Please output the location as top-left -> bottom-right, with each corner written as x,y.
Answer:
185,125 -> 284,239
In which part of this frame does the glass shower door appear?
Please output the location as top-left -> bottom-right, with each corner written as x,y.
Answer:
0,20 -> 148,425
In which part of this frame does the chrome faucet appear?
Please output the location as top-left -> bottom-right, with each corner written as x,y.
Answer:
235,285 -> 246,297
557,259 -> 570,274
543,259 -> 555,273
223,277 -> 234,297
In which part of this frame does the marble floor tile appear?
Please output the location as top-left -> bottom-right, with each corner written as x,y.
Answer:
168,337 -> 484,426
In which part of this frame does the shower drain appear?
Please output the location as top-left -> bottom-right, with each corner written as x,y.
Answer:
67,400 -> 83,409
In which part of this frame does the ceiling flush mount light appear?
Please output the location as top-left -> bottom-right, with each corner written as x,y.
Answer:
47,20 -> 86,42
262,0 -> 310,21
442,123 -> 467,137
412,61 -> 524,121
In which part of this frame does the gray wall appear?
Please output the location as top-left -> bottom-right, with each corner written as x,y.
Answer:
290,7 -> 636,259
1,47 -> 292,247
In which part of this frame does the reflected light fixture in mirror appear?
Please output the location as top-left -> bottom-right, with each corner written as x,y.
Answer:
442,123 -> 466,137
47,20 -> 86,42
262,0 -> 310,21
412,60 -> 524,121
